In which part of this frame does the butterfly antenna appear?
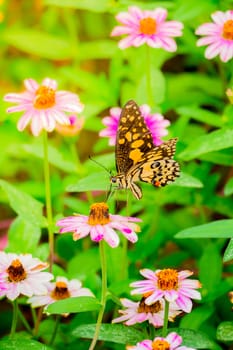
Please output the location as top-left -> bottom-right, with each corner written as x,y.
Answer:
88,155 -> 112,175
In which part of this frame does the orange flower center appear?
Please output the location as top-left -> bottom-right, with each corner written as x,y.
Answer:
7,259 -> 27,282
51,281 -> 70,300
222,19 -> 233,40
137,296 -> 162,314
152,339 -> 170,350
88,202 -> 110,225
33,86 -> 56,109
139,17 -> 156,35
156,269 -> 178,290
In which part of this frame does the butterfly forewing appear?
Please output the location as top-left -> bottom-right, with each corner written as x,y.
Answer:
115,100 -> 154,173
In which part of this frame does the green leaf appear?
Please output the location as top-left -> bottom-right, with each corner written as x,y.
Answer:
180,305 -> 215,330
68,248 -> 100,277
23,143 -> 77,173
223,238 -> 233,262
67,171 -> 109,192
224,177 -> 233,196
199,243 -> 222,292
173,172 -> 203,188
217,321 -> 233,341
176,219 -> 233,238
79,41 -> 118,60
179,128 -> 233,161
0,337 -> 51,350
2,29 -> 74,60
172,328 -> 218,349
6,217 -> 41,254
72,323 -> 144,344
177,105 -> 223,127
44,0 -> 110,12
46,296 -> 100,315
0,180 -> 45,227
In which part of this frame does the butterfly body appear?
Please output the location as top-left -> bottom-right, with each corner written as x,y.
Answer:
111,100 -> 180,200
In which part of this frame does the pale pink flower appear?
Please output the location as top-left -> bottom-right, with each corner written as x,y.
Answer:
112,297 -> 181,327
28,276 -> 94,309
111,6 -> 183,51
56,202 -> 141,248
99,105 -> 170,146
0,272 -> 8,297
56,114 -> 85,136
196,10 -> 233,62
130,268 -> 201,313
127,332 -> 196,350
4,78 -> 84,136
0,252 -> 53,301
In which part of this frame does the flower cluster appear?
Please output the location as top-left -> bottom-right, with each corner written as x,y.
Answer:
111,7 -> 233,62
99,104 -> 170,147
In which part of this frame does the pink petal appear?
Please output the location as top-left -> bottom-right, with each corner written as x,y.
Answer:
111,25 -> 134,36
42,78 -> 57,90
195,23 -> 220,35
118,35 -> 139,49
176,295 -> 193,313
153,7 -> 167,22
220,42 -> 233,62
196,36 -> 219,46
31,114 -> 43,136
167,332 -> 182,347
205,41 -> 222,59
17,110 -> 33,131
211,11 -> 228,25
104,226 -> 120,247
24,78 -> 39,92
158,36 -> 177,52
90,225 -> 104,242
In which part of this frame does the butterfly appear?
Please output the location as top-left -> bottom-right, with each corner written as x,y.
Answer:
110,100 -> 180,200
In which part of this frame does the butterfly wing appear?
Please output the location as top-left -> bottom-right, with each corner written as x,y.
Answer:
115,100 -> 154,174
129,138 -> 180,187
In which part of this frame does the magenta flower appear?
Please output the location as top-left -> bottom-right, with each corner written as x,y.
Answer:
112,296 -> 181,327
127,332 -> 196,350
4,78 -> 84,136
196,10 -> 233,62
111,6 -> 183,51
130,268 -> 201,313
28,276 -> 94,310
56,202 -> 141,248
99,104 -> 170,146
0,252 -> 53,301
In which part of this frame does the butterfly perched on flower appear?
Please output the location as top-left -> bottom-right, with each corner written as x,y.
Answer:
110,100 -> 180,199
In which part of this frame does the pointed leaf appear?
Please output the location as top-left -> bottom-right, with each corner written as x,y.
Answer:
217,321 -> 233,341
46,296 -> 100,315
0,337 -> 51,350
223,238 -> 233,262
176,219 -> 233,238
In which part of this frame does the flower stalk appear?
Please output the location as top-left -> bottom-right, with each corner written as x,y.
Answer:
10,299 -> 18,337
89,240 -> 108,350
162,299 -> 169,337
43,131 -> 54,272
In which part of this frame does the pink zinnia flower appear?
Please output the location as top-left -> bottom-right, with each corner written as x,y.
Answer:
130,268 -> 201,313
56,114 -> 85,136
196,10 -> 233,62
56,202 -> 141,248
111,6 -> 183,51
127,332 -> 196,350
4,78 -> 84,136
28,276 -> 94,309
0,252 -> 53,301
112,296 -> 181,327
99,105 -> 170,146
0,272 -> 8,297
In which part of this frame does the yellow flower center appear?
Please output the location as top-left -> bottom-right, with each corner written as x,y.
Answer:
222,19 -> 233,40
156,269 -> 178,290
7,259 -> 27,282
137,296 -> 162,314
152,339 -> 170,350
33,86 -> 56,109
139,17 -> 156,35
88,202 -> 110,225
51,281 -> 70,300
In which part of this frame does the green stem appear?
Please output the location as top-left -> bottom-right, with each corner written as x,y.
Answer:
146,45 -> 153,106
43,131 -> 54,273
49,315 -> 61,346
33,306 -> 44,337
18,306 -> 32,334
10,299 -> 18,337
162,300 -> 169,337
89,241 -> 107,350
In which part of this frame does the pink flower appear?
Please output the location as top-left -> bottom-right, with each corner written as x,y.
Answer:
112,296 -> 181,327
4,78 -> 84,136
99,105 -> 170,146
0,252 -> 53,301
127,332 -> 196,350
196,10 -> 233,62
0,272 -> 8,297
111,6 -> 183,51
56,114 -> 85,136
56,202 -> 141,248
130,268 -> 201,313
28,276 -> 94,309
